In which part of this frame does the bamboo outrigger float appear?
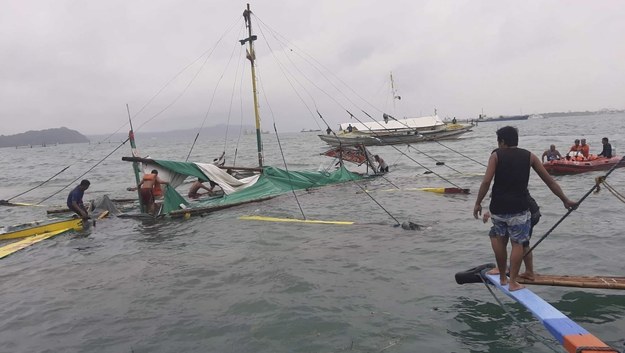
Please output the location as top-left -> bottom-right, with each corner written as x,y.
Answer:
456,264 -> 620,353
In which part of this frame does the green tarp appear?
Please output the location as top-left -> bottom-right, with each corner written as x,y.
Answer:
218,166 -> 361,205
148,159 -> 362,215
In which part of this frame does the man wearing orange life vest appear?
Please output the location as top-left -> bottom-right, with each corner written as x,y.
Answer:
568,139 -> 583,160
569,139 -> 581,154
579,138 -> 590,158
137,169 -> 169,215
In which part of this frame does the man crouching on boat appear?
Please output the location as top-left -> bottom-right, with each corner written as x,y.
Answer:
473,126 -> 577,291
67,179 -> 90,220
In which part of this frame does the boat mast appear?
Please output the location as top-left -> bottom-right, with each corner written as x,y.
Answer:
390,72 -> 400,115
241,4 -> 263,168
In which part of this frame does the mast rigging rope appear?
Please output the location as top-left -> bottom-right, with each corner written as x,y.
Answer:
525,156 -> 625,258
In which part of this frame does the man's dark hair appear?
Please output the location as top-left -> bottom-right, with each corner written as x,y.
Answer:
80,179 -> 90,187
603,137 -> 609,142
496,126 -> 519,147
151,169 -> 158,174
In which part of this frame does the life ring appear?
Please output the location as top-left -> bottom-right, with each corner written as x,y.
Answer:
455,263 -> 495,285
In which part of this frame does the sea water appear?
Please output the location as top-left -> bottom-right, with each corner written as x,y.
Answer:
0,114 -> 623,352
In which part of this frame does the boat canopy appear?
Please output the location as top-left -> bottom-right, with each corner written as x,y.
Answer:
339,115 -> 444,132
132,158 -> 363,215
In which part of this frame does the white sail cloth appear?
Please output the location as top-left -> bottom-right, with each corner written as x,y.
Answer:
194,163 -> 260,195
139,160 -> 260,196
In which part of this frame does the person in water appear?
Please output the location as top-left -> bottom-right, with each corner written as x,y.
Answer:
374,155 -> 388,173
474,126 -> 576,291
579,138 -> 590,158
67,179 -> 90,220
483,193 -> 541,281
136,169 -> 169,215
188,179 -> 214,198
598,137 -> 613,158
541,144 -> 562,162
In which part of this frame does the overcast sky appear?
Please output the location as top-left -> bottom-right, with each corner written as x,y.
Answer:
1,0 -> 624,135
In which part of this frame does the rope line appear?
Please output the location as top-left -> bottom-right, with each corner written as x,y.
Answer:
316,112 -> 401,226
595,176 -> 625,203
353,110 -> 466,190
3,165 -> 70,202
36,138 -> 129,205
407,145 -> 462,173
273,123 -> 306,220
185,22 -> 244,161
525,156 -> 625,257
478,270 -> 565,353
255,13 -> 474,188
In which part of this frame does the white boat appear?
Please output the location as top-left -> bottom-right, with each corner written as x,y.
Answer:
318,115 -> 472,147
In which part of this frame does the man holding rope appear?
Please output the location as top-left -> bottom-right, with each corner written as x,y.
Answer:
473,126 -> 577,291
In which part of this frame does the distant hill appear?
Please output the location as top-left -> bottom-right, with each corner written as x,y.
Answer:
541,109 -> 625,118
86,123 -> 260,142
0,127 -> 89,148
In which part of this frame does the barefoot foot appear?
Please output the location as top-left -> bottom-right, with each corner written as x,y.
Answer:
519,272 -> 535,281
508,282 -> 525,291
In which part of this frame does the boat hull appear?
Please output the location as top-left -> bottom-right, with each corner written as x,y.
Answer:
318,126 -> 472,147
0,218 -> 83,240
478,114 -> 529,122
543,156 -> 625,175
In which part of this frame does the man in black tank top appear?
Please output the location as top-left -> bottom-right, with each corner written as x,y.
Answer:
473,126 -> 577,291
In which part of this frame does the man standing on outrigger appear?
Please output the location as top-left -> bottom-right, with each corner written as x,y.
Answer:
473,126 -> 577,291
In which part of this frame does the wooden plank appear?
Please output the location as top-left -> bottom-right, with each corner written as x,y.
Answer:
0,228 -> 72,259
518,274 -> 625,290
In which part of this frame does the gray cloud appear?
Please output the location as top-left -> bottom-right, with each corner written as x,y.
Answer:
1,0 -> 623,135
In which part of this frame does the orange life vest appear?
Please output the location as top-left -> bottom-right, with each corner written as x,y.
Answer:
142,173 -> 163,196
570,144 -> 581,152
580,144 -> 590,158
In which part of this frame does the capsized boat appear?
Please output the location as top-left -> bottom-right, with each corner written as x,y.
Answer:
122,156 -> 362,218
0,218 -> 84,259
543,155 -> 625,175
122,5 -> 366,218
0,217 -> 83,241
320,144 -> 380,174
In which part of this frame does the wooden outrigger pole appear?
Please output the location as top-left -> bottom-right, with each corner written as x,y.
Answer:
241,4 -> 264,168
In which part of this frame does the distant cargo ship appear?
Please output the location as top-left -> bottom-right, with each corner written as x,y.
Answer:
477,114 -> 529,122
